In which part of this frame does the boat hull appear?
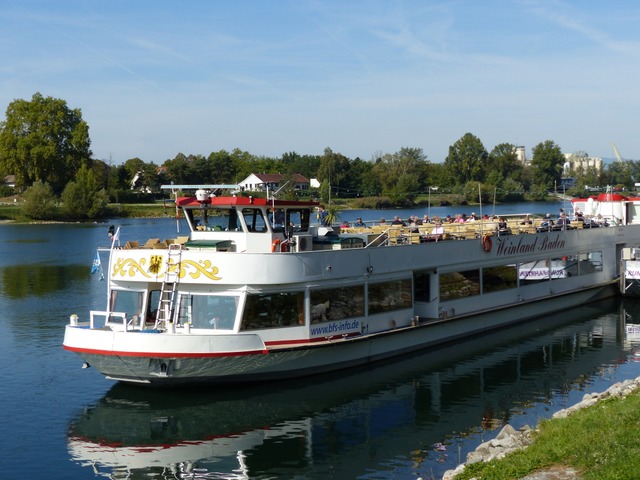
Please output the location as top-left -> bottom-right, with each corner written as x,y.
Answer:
64,283 -> 613,386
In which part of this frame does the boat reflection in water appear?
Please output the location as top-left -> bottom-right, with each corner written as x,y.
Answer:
67,300 -> 640,479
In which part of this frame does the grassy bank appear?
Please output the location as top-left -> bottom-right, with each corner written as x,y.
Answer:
0,201 -> 171,222
455,389 -> 640,480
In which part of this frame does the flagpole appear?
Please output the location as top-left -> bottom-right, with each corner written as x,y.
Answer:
106,226 -> 121,316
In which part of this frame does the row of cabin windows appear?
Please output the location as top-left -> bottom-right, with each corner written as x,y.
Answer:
437,250 -> 603,302
241,279 -> 412,330
186,207 -> 312,234
109,279 -> 412,331
109,251 -> 600,329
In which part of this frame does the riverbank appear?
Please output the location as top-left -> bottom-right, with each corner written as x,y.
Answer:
443,376 -> 640,480
0,193 -> 565,223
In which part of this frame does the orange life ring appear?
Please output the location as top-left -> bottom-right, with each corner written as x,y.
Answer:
271,238 -> 281,252
482,234 -> 492,253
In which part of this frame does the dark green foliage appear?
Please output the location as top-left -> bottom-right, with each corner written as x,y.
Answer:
0,92 -> 92,193
531,140 -> 564,190
444,133 -> 489,185
61,164 -> 108,219
22,180 -> 58,220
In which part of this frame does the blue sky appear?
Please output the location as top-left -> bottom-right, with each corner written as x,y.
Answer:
2,1 -> 639,165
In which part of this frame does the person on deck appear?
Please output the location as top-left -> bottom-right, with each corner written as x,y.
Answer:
556,213 -> 570,229
391,216 -> 406,226
317,205 -> 330,226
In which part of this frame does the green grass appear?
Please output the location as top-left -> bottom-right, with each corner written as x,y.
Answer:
0,204 -> 26,221
455,391 -> 640,479
115,203 -> 169,217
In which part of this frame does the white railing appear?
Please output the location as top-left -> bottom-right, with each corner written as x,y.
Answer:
88,310 -> 127,330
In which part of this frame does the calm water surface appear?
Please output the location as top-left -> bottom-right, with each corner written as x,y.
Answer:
2,206 -> 640,480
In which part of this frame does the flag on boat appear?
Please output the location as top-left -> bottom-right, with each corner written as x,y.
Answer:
91,250 -> 104,279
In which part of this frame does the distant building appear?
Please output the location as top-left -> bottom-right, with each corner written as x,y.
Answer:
2,175 -> 15,188
563,153 -> 603,176
238,173 -> 310,193
515,146 -> 528,166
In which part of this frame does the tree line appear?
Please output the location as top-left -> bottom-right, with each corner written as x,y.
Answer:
0,93 -> 637,220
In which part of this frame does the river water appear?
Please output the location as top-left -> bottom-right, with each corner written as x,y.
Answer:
2,203 -> 640,480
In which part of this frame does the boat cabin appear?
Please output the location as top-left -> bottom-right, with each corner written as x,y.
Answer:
176,188 -> 316,253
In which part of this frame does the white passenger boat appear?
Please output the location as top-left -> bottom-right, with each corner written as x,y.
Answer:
63,185 -> 640,386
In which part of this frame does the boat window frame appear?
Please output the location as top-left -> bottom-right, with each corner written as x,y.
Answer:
108,288 -> 145,325
309,284 -> 365,324
368,278 -> 413,315
175,292 -> 240,330
240,207 -> 269,233
240,290 -> 306,331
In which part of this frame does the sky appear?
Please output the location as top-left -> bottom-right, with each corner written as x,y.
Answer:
1,0 -> 639,165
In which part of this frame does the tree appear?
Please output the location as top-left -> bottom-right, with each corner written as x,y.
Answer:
317,148 -> 351,195
0,92 -> 92,192
371,147 -> 428,203
208,150 -> 236,183
499,177 -> 525,202
163,153 -> 193,185
281,151 -> 321,179
444,133 -> 488,185
603,160 -> 635,191
22,180 -> 57,220
530,140 -> 564,190
489,143 -> 520,180
61,164 -> 108,219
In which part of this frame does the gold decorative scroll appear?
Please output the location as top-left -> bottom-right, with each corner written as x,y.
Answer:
112,257 -> 221,281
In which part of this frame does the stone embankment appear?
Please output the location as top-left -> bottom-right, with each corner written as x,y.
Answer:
441,376 -> 640,480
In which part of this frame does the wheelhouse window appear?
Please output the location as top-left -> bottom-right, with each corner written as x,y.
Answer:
241,208 -> 268,232
310,285 -> 365,323
286,209 -> 312,233
185,207 -> 243,232
368,279 -> 412,315
240,291 -> 305,330
176,294 -> 238,330
268,208 -> 285,232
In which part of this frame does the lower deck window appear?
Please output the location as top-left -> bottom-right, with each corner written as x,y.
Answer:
579,250 -> 603,274
310,285 -> 365,323
177,294 -> 238,329
110,289 -> 143,321
440,270 -> 480,301
482,265 -> 517,293
368,279 -> 412,314
241,291 -> 304,330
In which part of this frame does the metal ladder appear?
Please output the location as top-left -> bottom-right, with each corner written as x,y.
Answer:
154,243 -> 183,330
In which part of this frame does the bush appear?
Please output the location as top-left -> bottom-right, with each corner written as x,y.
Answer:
0,185 -> 14,197
61,164 -> 109,219
22,181 -> 58,220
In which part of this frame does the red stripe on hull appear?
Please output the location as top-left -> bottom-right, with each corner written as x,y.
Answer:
63,345 -> 269,358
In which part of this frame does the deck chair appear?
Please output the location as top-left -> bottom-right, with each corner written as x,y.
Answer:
143,238 -> 160,248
